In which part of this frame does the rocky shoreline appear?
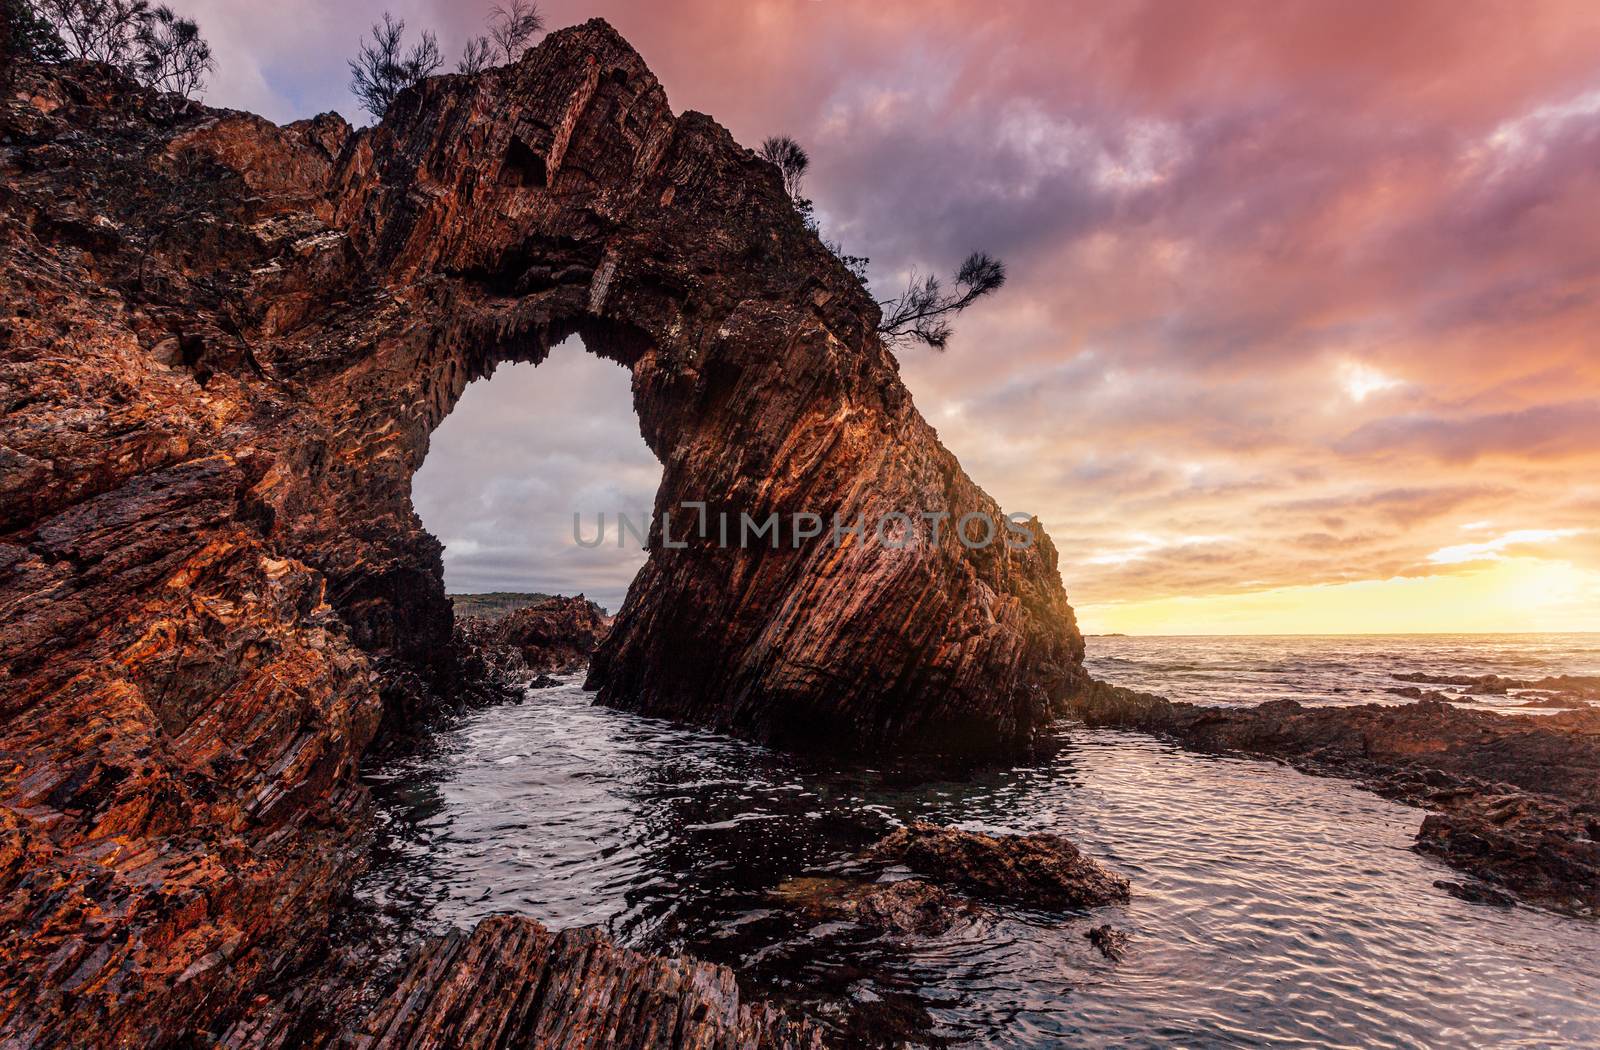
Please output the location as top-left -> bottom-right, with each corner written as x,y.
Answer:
1065,682 -> 1600,916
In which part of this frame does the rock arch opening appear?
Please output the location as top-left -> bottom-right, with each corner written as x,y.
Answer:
411,337 -> 662,615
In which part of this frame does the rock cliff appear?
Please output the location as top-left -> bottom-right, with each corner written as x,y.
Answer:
0,19 -> 1082,1045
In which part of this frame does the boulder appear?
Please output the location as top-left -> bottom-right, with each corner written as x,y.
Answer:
867,822 -> 1131,909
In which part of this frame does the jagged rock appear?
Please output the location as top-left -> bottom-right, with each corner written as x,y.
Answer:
457,594 -> 610,676
867,821 -> 1131,909
220,914 -> 829,1048
1084,924 -> 1130,961
850,879 -> 971,935
1,21 -> 1083,1046
343,916 -> 824,1049
1067,682 -> 1600,915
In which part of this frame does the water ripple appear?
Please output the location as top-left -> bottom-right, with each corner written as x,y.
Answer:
359,663 -> 1600,1048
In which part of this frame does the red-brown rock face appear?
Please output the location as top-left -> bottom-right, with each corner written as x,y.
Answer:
0,20 -> 1082,1044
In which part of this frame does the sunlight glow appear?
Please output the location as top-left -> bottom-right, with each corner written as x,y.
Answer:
1077,557 -> 1600,635
1337,360 -> 1402,402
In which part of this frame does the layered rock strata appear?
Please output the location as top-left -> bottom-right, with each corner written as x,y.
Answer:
347,917 -> 825,1049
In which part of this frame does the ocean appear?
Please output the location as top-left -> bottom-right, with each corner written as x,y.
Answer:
1086,631 -> 1600,709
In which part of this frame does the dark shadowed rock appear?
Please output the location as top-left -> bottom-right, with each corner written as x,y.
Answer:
1067,681 -> 1600,916
1395,672 -> 1600,705
867,821 -> 1131,909
222,915 -> 826,1047
1432,880 -> 1516,908
852,879 -> 972,935
1387,686 -> 1454,702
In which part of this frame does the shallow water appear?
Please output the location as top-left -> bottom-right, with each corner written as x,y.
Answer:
359,656 -> 1600,1047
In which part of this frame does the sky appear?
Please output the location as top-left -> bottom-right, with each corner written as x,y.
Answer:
182,0 -> 1600,633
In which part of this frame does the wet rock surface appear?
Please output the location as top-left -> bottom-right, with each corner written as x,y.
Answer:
850,879 -> 972,935
1067,682 -> 1600,916
0,22 -> 1082,1045
457,594 -> 611,677
867,821 -> 1132,910
768,820 -> 1132,943
771,875 -> 980,936
1394,672 -> 1600,707
1084,923 -> 1131,961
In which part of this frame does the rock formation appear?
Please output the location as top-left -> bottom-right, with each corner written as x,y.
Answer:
0,20 -> 1082,1045
457,593 -> 611,677
1084,924 -> 1131,962
1067,683 -> 1600,915
771,874 -> 979,937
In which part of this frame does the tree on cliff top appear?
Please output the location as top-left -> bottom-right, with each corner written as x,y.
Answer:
5,0 -> 69,63
28,0 -> 212,98
34,0 -> 146,65
350,12 -> 441,120
487,0 -> 543,63
458,1 -> 545,75
133,4 -> 210,99
760,135 -> 872,285
761,133 -> 1004,350
760,136 -> 810,200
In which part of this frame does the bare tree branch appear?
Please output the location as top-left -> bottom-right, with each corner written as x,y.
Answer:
36,0 -> 149,65
878,252 -> 1007,351
349,12 -> 440,121
457,34 -> 493,75
134,4 -> 211,98
34,0 -> 211,98
487,0 -> 542,64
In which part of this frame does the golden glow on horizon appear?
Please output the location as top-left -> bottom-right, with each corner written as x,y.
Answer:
1076,557 -> 1600,636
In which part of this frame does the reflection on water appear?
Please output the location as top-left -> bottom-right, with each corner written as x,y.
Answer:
1085,632 -> 1600,709
358,678 -> 1600,1048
